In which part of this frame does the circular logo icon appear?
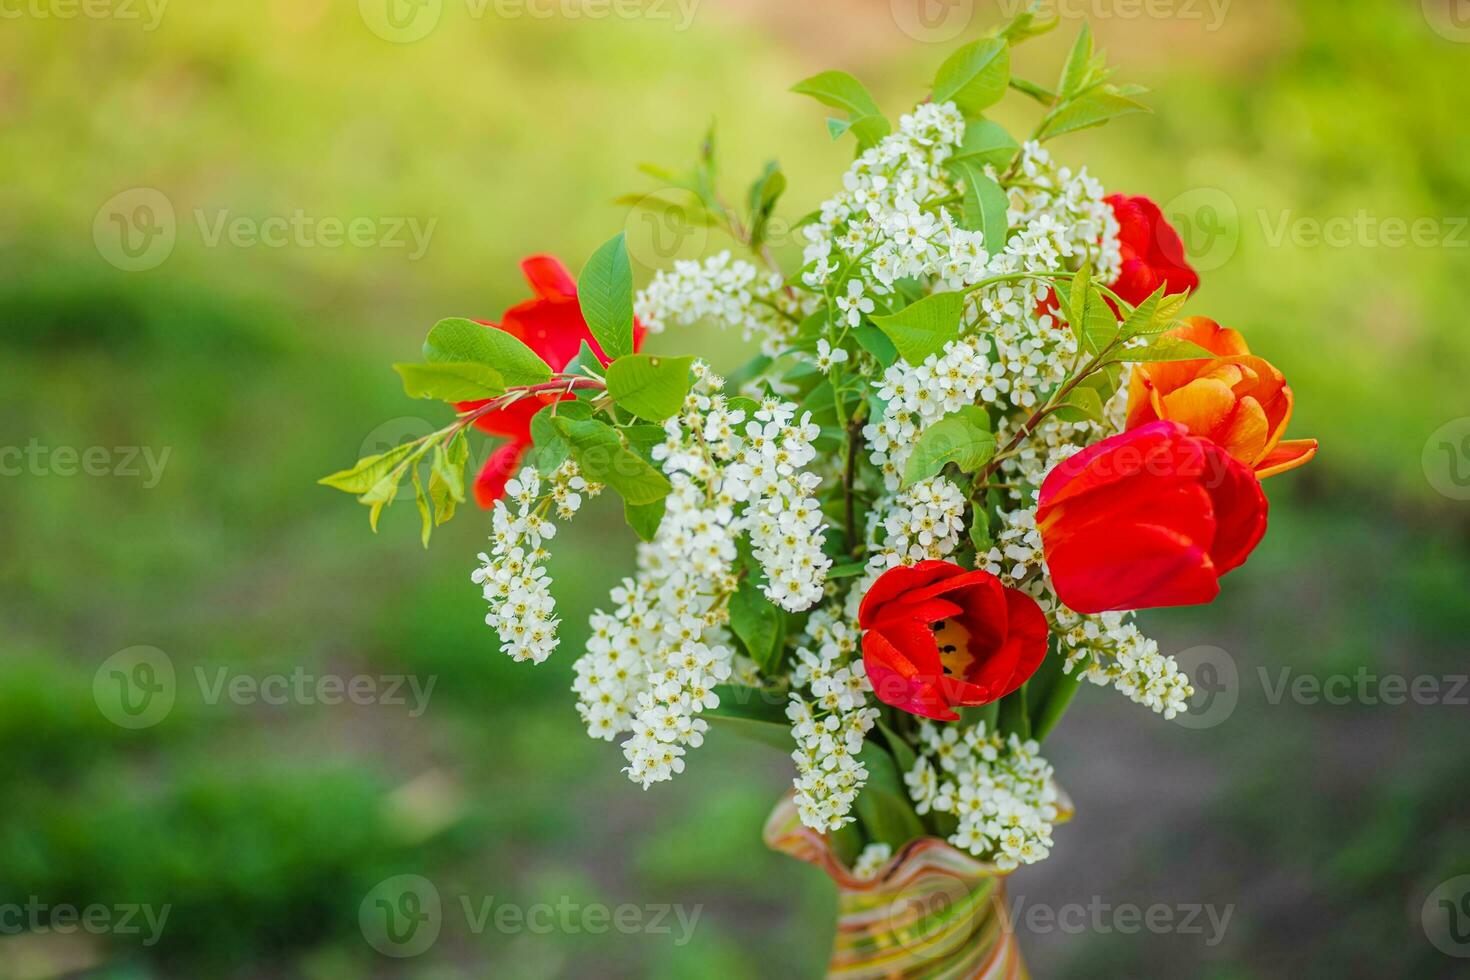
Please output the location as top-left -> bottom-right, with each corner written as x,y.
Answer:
889,0 -> 977,44
1161,187 -> 1239,273
1424,0 -> 1470,43
359,416 -> 438,463
360,875 -> 442,957
93,646 -> 176,729
622,190 -> 712,271
1423,418 -> 1470,501
94,188 -> 176,272
359,0 -> 442,43
882,865 -> 981,963
1169,645 -> 1238,730
1423,875 -> 1470,957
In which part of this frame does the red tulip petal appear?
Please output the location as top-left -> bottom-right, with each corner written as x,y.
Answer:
1048,521 -> 1221,613
1039,421 -> 1190,514
1199,443 -> 1269,575
862,630 -> 959,722
520,254 -> 578,301
473,440 -> 529,508
858,561 -> 959,627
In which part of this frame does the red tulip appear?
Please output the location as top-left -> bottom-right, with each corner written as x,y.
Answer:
1036,421 -> 1268,614
457,255 -> 645,506
859,561 -> 1049,722
1106,194 -> 1199,307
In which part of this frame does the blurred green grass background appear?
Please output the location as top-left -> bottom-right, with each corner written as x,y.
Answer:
1,1 -> 1467,977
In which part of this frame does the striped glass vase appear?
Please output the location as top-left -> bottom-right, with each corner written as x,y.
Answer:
764,794 -> 1029,980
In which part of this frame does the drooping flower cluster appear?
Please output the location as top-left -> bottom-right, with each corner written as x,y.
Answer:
572,365 -> 831,787
634,250 -> 812,356
786,605 -> 880,831
869,477 -> 969,570
904,722 -> 1059,870
1056,610 -> 1194,719
471,462 -> 592,664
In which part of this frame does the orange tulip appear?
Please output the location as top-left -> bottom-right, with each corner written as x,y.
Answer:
1125,318 -> 1317,478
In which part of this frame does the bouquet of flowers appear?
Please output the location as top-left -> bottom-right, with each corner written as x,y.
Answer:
324,10 -> 1316,974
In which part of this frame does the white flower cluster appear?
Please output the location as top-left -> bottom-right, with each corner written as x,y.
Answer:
1056,611 -> 1195,719
471,462 -> 591,665
864,336 -> 992,490
634,250 -> 811,356
977,507 -> 1045,587
905,722 -> 1058,871
573,365 -> 831,787
786,605 -> 880,832
852,842 -> 893,880
722,401 -> 832,612
869,476 -> 969,569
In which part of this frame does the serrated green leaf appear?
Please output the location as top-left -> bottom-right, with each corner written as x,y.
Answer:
947,160 -> 1009,255
933,38 -> 1010,117
950,120 -> 1020,168
852,321 -> 899,368
1122,337 -> 1216,363
527,401 -> 593,475
1120,284 -> 1167,339
320,441 -> 420,494
624,497 -> 666,543
1058,23 -> 1094,99
423,317 -> 551,387
578,233 -> 635,361
1041,87 -> 1149,140
553,416 -> 671,506
791,71 -> 891,149
428,431 -> 468,527
1082,285 -> 1120,354
903,405 -> 996,486
729,578 -> 784,674
394,361 -> 505,403
410,463 -> 432,547
1053,384 -> 1105,424
605,354 -> 694,422
746,160 -> 786,248
869,291 -> 966,365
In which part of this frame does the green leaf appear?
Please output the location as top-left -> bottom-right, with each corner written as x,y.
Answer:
1041,87 -> 1149,140
946,160 -> 1009,256
562,340 -> 608,380
852,322 -> 898,368
1082,285 -> 1120,354
854,742 -> 926,850
791,71 -> 891,149
624,497 -> 666,543
728,578 -> 785,673
877,722 -> 918,775
578,233 -> 636,361
605,354 -> 694,422
409,463 -> 432,548
1065,260 -> 1092,344
553,416 -> 671,506
320,441 -> 419,495
393,361 -> 505,403
1009,76 -> 1057,104
705,685 -> 794,751
933,38 -> 1010,117
428,430 -> 468,527
827,560 -> 868,579
746,160 -> 786,248
869,291 -> 966,365
968,507 -> 993,551
1120,284 -> 1167,339
1122,337 -> 1216,363
997,687 -> 1031,740
1032,664 -> 1083,742
949,120 -> 1020,169
903,405 -> 996,486
527,401 -> 592,475
996,7 -> 1059,43
423,317 -> 551,387
1053,384 -> 1105,424
1058,23 -> 1094,99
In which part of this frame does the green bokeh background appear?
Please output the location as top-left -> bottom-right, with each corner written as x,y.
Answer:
2,1 -> 1468,977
